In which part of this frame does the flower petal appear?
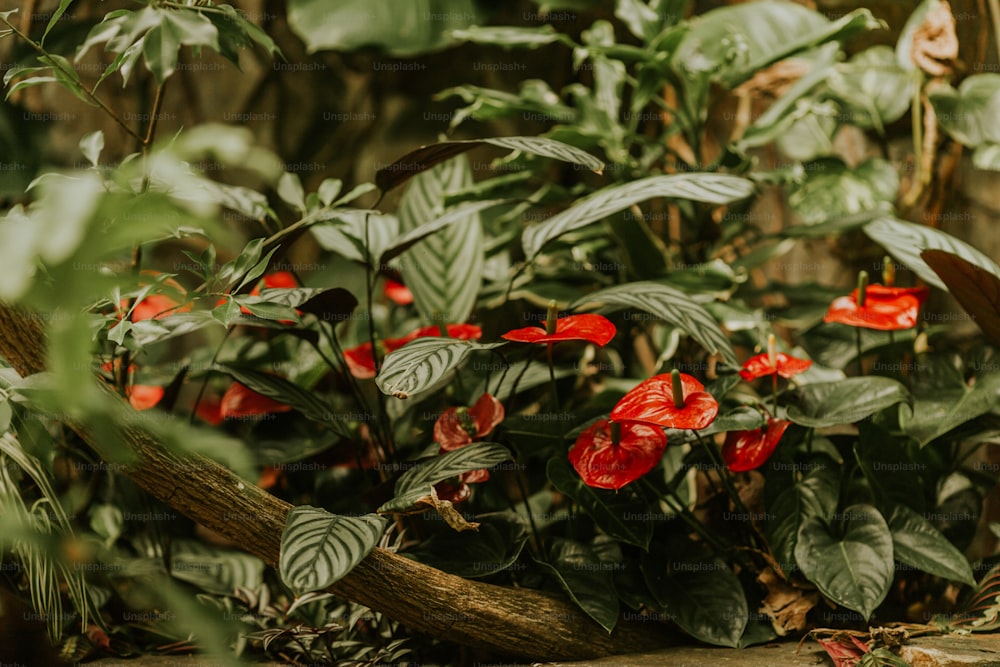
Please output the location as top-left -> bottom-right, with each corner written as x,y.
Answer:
220,382 -> 293,418
131,294 -> 189,322
384,279 -> 414,305
739,352 -> 812,381
468,393 -> 505,438
128,385 -> 164,411
262,271 -> 298,289
501,314 -> 616,346
722,419 -> 791,472
434,407 -> 475,451
610,373 -> 719,430
823,284 -> 928,331
568,419 -> 667,490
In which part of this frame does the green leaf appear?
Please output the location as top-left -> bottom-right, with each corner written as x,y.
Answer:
521,174 -> 754,259
642,547 -> 749,647
571,281 -> 738,366
311,210 -> 398,265
216,365 -> 351,439
786,377 -> 910,428
887,505 -> 974,585
896,0 -> 938,70
394,442 -> 512,497
41,0 -> 74,45
379,199 -> 505,265
287,0 -> 481,56
79,130 -> 104,168
398,155 -> 483,324
973,144 -> 1000,171
864,217 -> 1000,292
376,136 -> 603,192
534,538 -> 620,633
616,0 -> 662,42
450,25 -> 565,48
765,465 -> 840,575
164,6 -> 220,51
277,171 -> 306,213
400,511 -> 529,578
234,298 -> 300,323
279,507 -> 386,595
787,158 -> 898,225
142,22 -> 180,84
89,504 -> 123,547
170,539 -> 264,595
794,503 -> 893,619
827,46 -> 915,131
671,2 -> 880,98
376,338 -> 499,400
234,246 -> 279,292
317,178 -> 342,206
928,74 -> 1000,147
211,297 -> 242,327
547,457 -> 653,549
921,249 -> 1000,347
899,370 -> 1000,446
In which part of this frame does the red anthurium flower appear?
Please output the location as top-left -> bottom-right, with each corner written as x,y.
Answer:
434,393 -> 505,452
502,313 -> 616,346
739,353 -> 812,382
130,294 -> 191,322
434,393 -> 504,487
433,480 -> 472,504
610,371 -> 719,430
384,279 -> 414,305
219,382 -> 292,419
195,396 -> 224,426
722,418 -> 792,472
257,271 -> 298,290
127,384 -> 164,411
824,284 -> 929,331
569,419 -> 668,490
343,324 -> 483,379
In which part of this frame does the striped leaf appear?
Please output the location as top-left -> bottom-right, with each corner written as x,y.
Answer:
279,506 -> 386,595
571,282 -> 738,366
939,563 -> 1000,632
521,174 -> 755,259
396,156 -> 484,323
310,210 -> 398,264
376,136 -> 603,191
381,197 -> 505,265
375,337 -> 498,400
864,217 -> 1000,292
395,442 -> 512,497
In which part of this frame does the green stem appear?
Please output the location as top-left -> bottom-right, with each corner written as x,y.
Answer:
693,429 -> 759,547
546,343 -> 559,411
856,326 -> 863,376
513,467 -> 543,557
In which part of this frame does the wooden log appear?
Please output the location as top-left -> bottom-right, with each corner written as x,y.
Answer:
0,303 -> 670,661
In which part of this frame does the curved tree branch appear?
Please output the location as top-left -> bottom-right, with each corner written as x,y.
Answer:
0,303 -> 670,662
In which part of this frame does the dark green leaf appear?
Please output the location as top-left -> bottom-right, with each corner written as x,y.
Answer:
887,505 -> 974,585
393,442 -> 512,497
401,511 -> 529,578
787,158 -> 898,225
765,465 -> 840,574
794,504 -> 893,619
375,337 -> 499,400
786,377 -> 910,428
535,538 -> 620,633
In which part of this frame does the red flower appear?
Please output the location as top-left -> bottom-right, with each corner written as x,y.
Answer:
610,372 -> 719,430
219,382 -> 292,419
433,393 -> 504,487
722,418 -> 792,472
433,480 -> 472,504
195,396 -> 224,425
384,279 -> 414,305
127,384 -> 164,411
344,324 -> 483,379
739,352 -> 812,382
501,313 -> 616,346
569,419 -> 668,490
823,284 -> 929,331
130,294 -> 190,322
434,393 -> 505,452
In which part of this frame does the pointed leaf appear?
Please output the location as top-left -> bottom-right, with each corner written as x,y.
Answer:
786,377 -> 910,428
864,217 -> 1000,292
379,198 -> 505,264
571,281 -> 738,366
794,504 -> 893,619
534,538 -> 620,633
522,174 -> 754,260
398,155 -> 483,324
279,507 -> 386,594
765,465 -> 840,574
375,337 -> 497,400
400,511 -> 529,578
887,505 -> 974,585
377,136 -> 602,192
394,442 -> 511,497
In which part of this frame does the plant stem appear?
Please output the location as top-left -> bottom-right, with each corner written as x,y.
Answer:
513,467 -> 543,556
856,326 -> 863,376
692,429 -> 758,547
546,343 -> 559,411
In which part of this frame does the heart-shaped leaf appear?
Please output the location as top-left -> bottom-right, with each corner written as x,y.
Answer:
534,538 -> 620,633
887,505 -> 974,585
279,507 -> 386,595
794,504 -> 893,619
400,511 -> 529,578
764,465 -> 840,575
786,377 -> 910,428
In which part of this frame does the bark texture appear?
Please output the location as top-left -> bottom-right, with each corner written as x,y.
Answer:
0,302 -> 670,662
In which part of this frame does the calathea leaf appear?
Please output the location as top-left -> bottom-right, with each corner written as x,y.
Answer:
279,507 -> 386,595
375,337 -> 500,400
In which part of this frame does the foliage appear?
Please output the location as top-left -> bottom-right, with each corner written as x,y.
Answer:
0,0 -> 999,662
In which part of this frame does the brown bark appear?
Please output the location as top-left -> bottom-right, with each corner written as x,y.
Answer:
0,303 -> 670,662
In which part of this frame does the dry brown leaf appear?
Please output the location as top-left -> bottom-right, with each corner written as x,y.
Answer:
415,487 -> 481,532
759,566 -> 820,636
910,1 -> 958,76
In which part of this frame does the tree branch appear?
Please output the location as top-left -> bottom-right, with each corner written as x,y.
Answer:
0,302 -> 670,662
